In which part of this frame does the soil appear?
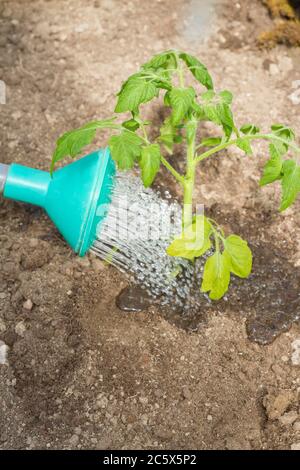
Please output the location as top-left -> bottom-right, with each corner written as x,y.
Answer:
1,0 -> 300,450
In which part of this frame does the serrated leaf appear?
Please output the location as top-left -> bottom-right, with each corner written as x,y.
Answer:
224,235 -> 252,278
280,159 -> 300,211
167,215 -> 212,260
270,124 -> 295,156
138,144 -> 161,187
201,252 -> 231,300
169,87 -> 196,124
240,124 -> 260,135
271,124 -> 295,141
51,118 -> 118,172
142,50 -> 176,70
236,137 -> 253,155
201,91 -> 234,138
108,130 -> 143,170
122,118 -> 140,131
115,74 -> 159,113
200,137 -> 222,147
179,52 -> 213,90
260,143 -> 283,186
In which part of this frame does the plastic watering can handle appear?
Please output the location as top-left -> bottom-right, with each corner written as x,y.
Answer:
0,148 -> 116,256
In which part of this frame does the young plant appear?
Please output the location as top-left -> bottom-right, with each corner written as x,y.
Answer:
51,50 -> 300,300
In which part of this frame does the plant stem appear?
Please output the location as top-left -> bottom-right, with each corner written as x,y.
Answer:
161,156 -> 185,184
183,120 -> 197,228
140,122 -> 150,143
195,133 -> 300,164
174,51 -> 185,88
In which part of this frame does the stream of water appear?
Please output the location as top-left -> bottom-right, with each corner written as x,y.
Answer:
91,172 -> 207,309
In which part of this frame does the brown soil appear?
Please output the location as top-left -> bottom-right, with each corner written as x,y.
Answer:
1,0 -> 300,450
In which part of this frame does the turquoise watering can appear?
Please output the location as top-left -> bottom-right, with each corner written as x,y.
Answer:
0,148 -> 116,256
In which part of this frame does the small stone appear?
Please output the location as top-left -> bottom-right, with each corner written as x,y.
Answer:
293,421 -> 300,432
74,23 -> 89,33
23,299 -> 33,311
279,411 -> 298,426
269,63 -> 280,76
182,386 -> 192,400
0,319 -> 6,333
291,442 -> 300,451
291,339 -> 300,366
0,341 -> 8,365
0,293 -> 7,299
96,395 -> 108,409
141,414 -> 148,425
15,321 -> 26,337
29,238 -> 39,248
69,434 -> 79,446
12,111 -> 22,120
76,257 -> 90,268
139,396 -> 148,405
207,415 -> 213,422
278,56 -> 293,74
264,390 -> 294,420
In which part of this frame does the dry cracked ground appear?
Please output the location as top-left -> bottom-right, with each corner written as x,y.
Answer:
1,0 -> 300,450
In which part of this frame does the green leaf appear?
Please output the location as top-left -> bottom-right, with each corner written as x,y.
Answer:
115,74 -> 159,113
179,52 -> 213,90
280,159 -> 300,211
224,235 -> 252,278
169,87 -> 196,124
236,137 -> 253,155
201,252 -> 231,300
201,91 -> 234,138
138,143 -> 161,187
218,90 -> 233,104
200,137 -> 222,147
122,118 -> 140,131
270,124 -> 295,156
260,143 -> 283,186
51,118 -> 118,172
108,130 -> 143,170
240,124 -> 260,135
167,215 -> 212,260
271,124 -> 295,142
142,50 -> 176,70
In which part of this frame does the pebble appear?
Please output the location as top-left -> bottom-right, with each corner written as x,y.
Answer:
269,63 -> 280,76
278,56 -> 293,74
291,339 -> 300,366
264,391 -> 294,420
76,257 -> 90,268
69,434 -> 79,447
293,421 -> 300,432
0,319 -> 6,333
0,341 -> 8,365
15,321 -> 26,337
12,111 -> 22,120
291,442 -> 300,451
23,299 -> 33,311
279,411 -> 298,426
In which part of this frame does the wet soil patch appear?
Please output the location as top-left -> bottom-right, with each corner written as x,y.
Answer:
156,205 -> 300,345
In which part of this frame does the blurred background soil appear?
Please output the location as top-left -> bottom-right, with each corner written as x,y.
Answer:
0,0 -> 300,450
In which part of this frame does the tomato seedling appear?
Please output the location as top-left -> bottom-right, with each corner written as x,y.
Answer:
51,50 -> 300,300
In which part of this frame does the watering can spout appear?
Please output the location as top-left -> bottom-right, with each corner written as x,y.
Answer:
1,148 -> 116,256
